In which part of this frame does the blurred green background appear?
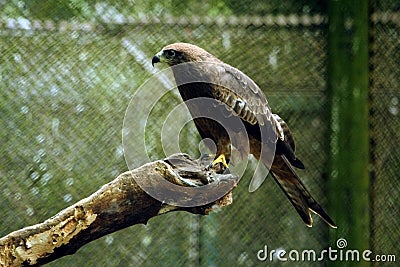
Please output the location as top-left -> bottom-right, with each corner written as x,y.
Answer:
1,0 -> 399,266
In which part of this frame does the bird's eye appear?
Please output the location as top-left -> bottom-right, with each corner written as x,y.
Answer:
165,50 -> 176,58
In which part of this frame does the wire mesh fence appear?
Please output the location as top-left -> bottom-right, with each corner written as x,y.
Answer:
370,1 -> 400,260
0,1 -> 399,266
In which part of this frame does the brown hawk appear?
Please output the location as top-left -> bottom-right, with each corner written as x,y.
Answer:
152,42 -> 336,228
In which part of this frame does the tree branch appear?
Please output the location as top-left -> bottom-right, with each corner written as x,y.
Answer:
0,153 -> 238,266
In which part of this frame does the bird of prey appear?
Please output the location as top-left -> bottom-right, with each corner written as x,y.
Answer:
152,42 -> 336,228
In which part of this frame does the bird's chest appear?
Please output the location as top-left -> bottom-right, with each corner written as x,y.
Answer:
177,83 -> 215,117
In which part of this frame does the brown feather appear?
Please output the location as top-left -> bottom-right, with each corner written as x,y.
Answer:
269,156 -> 337,228
153,42 -> 336,228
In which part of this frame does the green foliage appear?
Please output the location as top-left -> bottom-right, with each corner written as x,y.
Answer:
1,0 -> 326,22
223,0 -> 327,15
24,0 -> 88,20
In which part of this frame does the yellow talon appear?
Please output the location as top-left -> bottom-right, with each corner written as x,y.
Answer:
212,154 -> 229,168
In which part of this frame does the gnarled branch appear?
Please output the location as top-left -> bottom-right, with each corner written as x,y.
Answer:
0,153 -> 238,266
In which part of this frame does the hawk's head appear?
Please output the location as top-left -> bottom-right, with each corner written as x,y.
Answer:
152,43 -> 217,67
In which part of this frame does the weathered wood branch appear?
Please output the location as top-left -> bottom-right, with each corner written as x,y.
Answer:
0,153 -> 238,266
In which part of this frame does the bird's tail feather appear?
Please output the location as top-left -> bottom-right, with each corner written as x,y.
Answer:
269,156 -> 337,228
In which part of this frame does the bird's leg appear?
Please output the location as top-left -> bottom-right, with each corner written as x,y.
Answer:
210,145 -> 232,171
204,142 -> 231,173
205,154 -> 229,174
212,154 -> 229,168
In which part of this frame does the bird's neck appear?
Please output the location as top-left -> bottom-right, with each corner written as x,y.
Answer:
171,64 -> 214,100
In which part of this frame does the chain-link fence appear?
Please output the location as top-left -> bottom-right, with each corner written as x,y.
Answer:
1,1 -> 399,266
370,1 -> 400,260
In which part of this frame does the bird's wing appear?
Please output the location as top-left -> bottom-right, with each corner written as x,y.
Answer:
272,114 -> 295,151
203,62 -> 305,168
211,63 -> 274,123
272,114 -> 304,169
205,61 -> 306,168
202,62 -> 283,140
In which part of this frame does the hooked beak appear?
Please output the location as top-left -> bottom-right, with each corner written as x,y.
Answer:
152,51 -> 163,67
152,54 -> 160,67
